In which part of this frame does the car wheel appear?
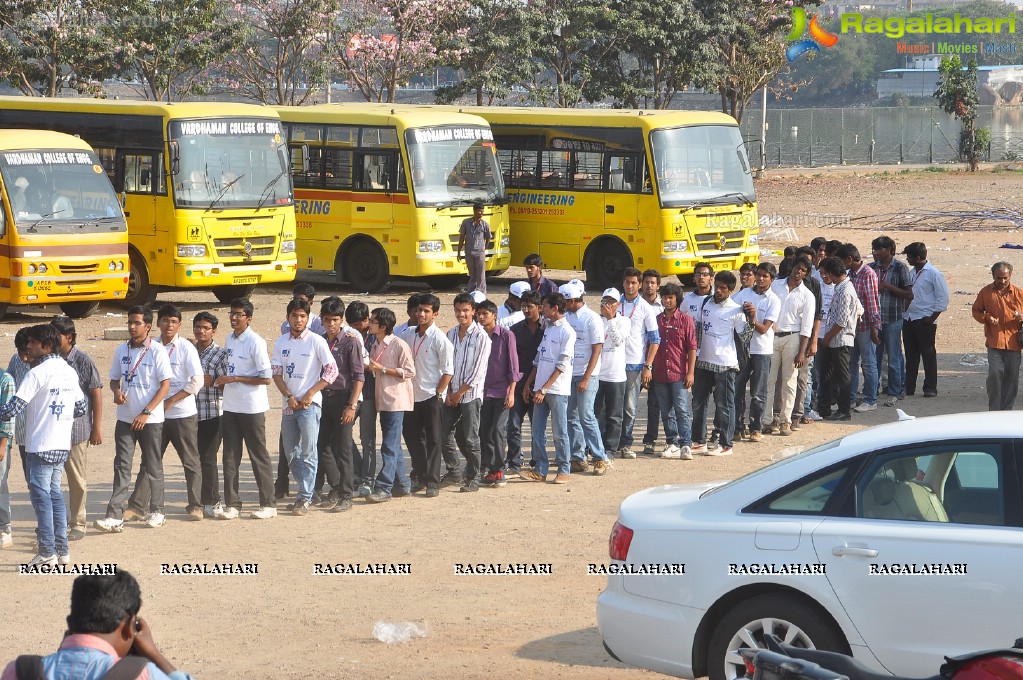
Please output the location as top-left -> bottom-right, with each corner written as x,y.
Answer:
708,593 -> 848,680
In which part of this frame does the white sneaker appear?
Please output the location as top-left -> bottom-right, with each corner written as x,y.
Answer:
619,447 -> 637,459
58,553 -> 71,566
706,446 -> 734,457
0,530 -> 12,548
250,506 -> 277,520
806,409 -> 824,422
217,506 -> 240,520
208,502 -> 225,518
93,517 -> 124,533
144,512 -> 165,528
680,445 -> 694,460
27,553 -> 57,568
853,402 -> 877,413
660,444 -> 682,459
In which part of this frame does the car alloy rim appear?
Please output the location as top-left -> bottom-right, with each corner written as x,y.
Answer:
723,618 -> 815,680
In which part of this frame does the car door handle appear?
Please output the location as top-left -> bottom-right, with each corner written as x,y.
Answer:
605,205 -> 614,214
832,546 -> 878,558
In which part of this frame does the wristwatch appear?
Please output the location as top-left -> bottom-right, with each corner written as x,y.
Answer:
540,388 -> 548,396
142,408 -> 152,416
644,364 -> 653,370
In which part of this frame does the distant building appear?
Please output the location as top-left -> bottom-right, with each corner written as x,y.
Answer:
877,61 -> 1023,100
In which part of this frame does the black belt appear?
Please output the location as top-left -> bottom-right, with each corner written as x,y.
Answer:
775,331 -> 797,337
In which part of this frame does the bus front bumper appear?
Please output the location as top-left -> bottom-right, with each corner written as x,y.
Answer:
173,258 -> 298,288
10,273 -> 129,305
413,249 -> 511,276
660,247 -> 760,274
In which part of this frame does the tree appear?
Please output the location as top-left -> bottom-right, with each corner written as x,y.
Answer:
0,0 -> 119,96
588,0 -> 722,109
111,0 -> 240,101
519,0 -> 620,108
709,0 -> 823,123
219,0 -> 338,105
935,55 -> 987,171
436,0 -> 533,106
328,0 -> 468,103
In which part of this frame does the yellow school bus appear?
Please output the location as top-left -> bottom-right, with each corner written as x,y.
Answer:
0,97 -> 297,307
0,130 -> 128,318
276,103 -> 509,292
464,107 -> 760,288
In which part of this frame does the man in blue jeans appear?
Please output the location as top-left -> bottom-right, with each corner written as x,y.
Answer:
520,292 -> 576,483
869,236 -> 913,407
272,299 -> 338,516
561,282 -> 612,476
650,283 -> 697,459
0,324 -> 85,567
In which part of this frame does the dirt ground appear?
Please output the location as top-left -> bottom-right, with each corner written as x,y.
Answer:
0,168 -> 1017,679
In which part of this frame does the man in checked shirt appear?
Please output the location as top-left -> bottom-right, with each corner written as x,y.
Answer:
837,244 -> 881,413
192,311 -> 229,518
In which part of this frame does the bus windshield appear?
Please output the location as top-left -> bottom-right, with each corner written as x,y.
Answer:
0,149 -> 124,233
405,126 -> 504,207
650,125 -> 755,208
170,118 -> 293,209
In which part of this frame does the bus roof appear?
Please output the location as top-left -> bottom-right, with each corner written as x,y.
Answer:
276,103 -> 493,129
0,129 -> 95,152
433,105 -> 739,130
0,96 -> 282,120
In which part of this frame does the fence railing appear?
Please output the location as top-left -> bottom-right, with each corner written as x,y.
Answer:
739,106 -> 1023,167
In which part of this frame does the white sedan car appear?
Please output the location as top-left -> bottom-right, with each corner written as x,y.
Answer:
597,412 -> 1023,679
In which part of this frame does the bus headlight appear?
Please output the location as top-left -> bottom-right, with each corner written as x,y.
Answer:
27,264 -> 36,275
38,263 -> 48,274
663,241 -> 688,253
117,260 -> 125,271
177,245 -> 207,258
418,240 -> 444,253
108,261 -> 117,271
280,240 -> 296,253
500,235 -> 510,248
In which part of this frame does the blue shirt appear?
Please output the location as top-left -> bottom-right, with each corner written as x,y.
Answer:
1,634 -> 194,680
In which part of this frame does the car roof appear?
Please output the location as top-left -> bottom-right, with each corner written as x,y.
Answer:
839,411 -> 1014,450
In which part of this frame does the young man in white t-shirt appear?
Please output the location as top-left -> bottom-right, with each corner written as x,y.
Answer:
216,298 -> 277,520
94,307 -> 172,533
520,292 -> 576,483
126,304 -> 204,522
272,299 -> 338,516
732,263 -> 781,443
562,282 -> 610,476
0,324 -> 85,567
595,288 -> 629,461
616,267 -> 659,458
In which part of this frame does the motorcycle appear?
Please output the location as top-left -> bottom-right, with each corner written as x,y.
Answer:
739,634 -> 1023,680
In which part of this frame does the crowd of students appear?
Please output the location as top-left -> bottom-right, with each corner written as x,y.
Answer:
0,240 -> 950,567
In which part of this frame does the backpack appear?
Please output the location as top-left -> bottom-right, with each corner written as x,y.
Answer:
16,654 -> 148,680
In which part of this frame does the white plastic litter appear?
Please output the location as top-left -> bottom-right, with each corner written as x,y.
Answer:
770,446 -> 804,462
372,621 -> 427,644
959,354 -> 988,367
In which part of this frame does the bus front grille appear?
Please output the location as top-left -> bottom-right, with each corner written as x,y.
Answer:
694,230 -> 745,252
213,236 -> 276,260
58,263 -> 99,274
447,235 -> 497,250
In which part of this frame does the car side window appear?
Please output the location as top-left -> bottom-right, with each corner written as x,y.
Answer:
856,446 -> 1004,526
748,464 -> 851,515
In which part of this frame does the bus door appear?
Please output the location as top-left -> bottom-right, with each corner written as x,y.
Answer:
604,153 -> 643,232
120,150 -> 161,258
353,150 -> 398,239
0,181 -> 12,301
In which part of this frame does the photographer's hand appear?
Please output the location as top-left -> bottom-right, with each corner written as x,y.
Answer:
132,617 -> 178,676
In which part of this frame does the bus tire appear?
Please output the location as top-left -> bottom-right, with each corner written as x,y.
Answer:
122,251 -> 158,310
342,240 -> 389,293
59,301 -> 100,319
586,240 -> 633,291
429,274 -> 464,290
212,285 -> 257,304
0,303 -> 10,321
488,268 -> 509,278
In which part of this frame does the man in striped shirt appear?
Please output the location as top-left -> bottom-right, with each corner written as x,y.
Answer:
838,244 -> 881,412
443,293 -> 492,492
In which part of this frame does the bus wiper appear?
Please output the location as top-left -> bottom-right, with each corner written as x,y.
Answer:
21,210 -> 60,233
256,169 -> 288,210
206,173 -> 245,212
679,192 -> 753,214
77,215 -> 121,230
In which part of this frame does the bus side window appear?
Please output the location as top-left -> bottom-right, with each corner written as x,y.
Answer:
94,147 -> 118,188
540,150 -> 570,189
124,154 -> 156,194
499,149 -> 538,189
358,154 -> 390,191
322,148 -> 353,190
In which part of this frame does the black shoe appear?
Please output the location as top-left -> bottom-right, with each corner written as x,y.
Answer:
825,411 -> 852,421
274,488 -> 289,500
459,480 -> 480,492
425,487 -> 440,498
391,486 -> 410,498
317,489 -> 340,509
291,500 -> 310,516
440,470 -> 461,486
331,498 -> 353,513
68,529 -> 86,541
366,490 -> 390,503
923,391 -> 937,398
410,482 -> 428,493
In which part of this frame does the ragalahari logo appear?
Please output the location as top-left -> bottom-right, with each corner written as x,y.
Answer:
786,7 -> 840,61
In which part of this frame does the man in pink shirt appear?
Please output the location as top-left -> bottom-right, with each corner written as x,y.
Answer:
365,308 -> 415,503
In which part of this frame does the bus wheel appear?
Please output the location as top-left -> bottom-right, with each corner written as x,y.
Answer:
586,240 -> 632,291
429,274 -> 464,290
343,241 -> 389,293
488,268 -> 509,278
0,303 -> 10,321
121,252 -> 158,309
212,285 -> 256,304
59,301 -> 100,319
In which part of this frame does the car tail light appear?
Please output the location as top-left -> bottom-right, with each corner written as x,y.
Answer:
609,521 -> 633,561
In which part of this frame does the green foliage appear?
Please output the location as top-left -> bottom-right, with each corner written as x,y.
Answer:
935,55 -> 986,170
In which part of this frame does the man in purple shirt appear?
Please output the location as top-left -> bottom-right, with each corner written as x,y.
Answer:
524,253 -> 559,297
475,300 -> 521,487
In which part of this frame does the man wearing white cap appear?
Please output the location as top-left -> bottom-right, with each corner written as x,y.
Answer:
561,282 -> 611,476
498,282 -> 530,329
469,290 -> 487,305
616,267 -> 660,459
595,288 -> 629,460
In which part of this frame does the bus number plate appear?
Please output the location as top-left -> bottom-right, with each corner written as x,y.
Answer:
233,276 -> 258,285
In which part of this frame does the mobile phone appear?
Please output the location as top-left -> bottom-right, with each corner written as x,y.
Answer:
134,618 -> 142,633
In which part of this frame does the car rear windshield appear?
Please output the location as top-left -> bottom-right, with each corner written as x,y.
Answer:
701,439 -> 843,498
